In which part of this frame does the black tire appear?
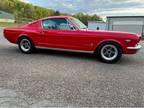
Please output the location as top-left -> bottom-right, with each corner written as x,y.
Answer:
18,37 -> 35,54
96,42 -> 122,63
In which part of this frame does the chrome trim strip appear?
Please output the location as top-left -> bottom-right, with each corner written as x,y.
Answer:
36,46 -> 94,54
127,44 -> 142,50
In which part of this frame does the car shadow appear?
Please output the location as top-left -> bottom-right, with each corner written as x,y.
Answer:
8,46 -> 140,65
35,48 -> 132,65
35,48 -> 99,62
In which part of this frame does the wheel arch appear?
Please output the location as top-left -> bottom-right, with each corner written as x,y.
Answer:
94,39 -> 124,53
17,34 -> 34,45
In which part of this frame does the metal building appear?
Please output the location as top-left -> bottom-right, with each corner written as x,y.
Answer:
88,21 -> 106,30
107,16 -> 144,36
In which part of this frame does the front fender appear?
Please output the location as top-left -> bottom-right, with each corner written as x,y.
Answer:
94,39 -> 125,53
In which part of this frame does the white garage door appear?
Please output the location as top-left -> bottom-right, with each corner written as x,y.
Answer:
113,21 -> 143,34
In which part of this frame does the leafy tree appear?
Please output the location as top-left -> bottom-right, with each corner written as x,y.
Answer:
54,11 -> 60,16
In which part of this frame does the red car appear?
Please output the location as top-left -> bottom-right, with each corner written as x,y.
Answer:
4,16 -> 142,63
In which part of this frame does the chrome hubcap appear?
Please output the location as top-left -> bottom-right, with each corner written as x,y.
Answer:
20,39 -> 31,52
101,44 -> 118,61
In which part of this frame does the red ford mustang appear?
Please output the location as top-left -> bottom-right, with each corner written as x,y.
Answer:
4,16 -> 142,63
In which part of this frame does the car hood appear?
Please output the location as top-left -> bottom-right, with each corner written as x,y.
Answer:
85,29 -> 139,36
82,29 -> 141,39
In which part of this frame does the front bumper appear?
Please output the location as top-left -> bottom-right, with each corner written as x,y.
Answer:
127,44 -> 142,50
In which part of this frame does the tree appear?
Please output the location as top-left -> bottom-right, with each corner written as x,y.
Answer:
54,11 -> 60,16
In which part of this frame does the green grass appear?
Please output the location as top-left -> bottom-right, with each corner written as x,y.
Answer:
0,22 -> 24,27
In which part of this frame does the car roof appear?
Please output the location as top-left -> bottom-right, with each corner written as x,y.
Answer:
26,16 -> 74,28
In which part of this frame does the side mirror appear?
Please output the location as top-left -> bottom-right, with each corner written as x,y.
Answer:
69,25 -> 75,30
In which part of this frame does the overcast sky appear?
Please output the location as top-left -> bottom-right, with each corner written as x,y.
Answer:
20,0 -> 144,17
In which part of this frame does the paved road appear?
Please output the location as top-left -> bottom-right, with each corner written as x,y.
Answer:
0,28 -> 144,107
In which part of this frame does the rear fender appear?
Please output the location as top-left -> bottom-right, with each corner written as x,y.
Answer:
17,34 -> 35,46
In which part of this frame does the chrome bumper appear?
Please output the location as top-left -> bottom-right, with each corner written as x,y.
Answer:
127,44 -> 142,50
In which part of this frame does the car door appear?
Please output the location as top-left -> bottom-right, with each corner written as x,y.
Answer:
41,18 -> 93,51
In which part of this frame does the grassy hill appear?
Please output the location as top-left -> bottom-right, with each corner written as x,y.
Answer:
0,0 -> 102,24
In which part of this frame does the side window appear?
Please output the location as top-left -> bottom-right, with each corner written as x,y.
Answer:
43,20 -> 57,29
42,18 -> 75,30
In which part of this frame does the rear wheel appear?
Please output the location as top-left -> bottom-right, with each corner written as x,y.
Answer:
97,43 -> 122,63
18,37 -> 35,54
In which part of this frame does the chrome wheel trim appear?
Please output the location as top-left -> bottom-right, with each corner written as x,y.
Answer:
101,44 -> 118,61
20,39 -> 31,52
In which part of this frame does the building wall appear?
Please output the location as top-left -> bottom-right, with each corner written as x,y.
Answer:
107,17 -> 144,35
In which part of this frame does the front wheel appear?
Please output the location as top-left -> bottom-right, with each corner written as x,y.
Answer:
18,37 -> 35,54
97,43 -> 122,63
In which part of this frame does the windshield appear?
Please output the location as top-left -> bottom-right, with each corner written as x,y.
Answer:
71,18 -> 87,30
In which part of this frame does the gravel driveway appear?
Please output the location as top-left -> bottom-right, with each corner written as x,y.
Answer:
0,28 -> 144,107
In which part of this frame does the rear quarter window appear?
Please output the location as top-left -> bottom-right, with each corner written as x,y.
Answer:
28,21 -> 40,28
